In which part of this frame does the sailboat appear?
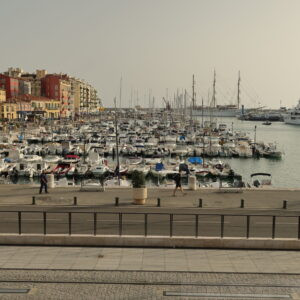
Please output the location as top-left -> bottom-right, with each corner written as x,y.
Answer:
192,71 -> 242,117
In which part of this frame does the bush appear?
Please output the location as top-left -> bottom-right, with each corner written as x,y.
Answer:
131,170 -> 146,188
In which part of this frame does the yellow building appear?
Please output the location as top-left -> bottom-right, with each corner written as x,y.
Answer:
17,95 -> 60,119
0,101 -> 17,120
0,89 -> 6,102
30,97 -> 60,119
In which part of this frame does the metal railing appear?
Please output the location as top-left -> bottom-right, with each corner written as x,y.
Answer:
1,211 -> 300,240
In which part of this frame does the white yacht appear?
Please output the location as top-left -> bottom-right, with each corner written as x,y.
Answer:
284,99 -> 300,125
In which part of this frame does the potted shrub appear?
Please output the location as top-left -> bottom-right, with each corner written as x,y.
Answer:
131,170 -> 147,205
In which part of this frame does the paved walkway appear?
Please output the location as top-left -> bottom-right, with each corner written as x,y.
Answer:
1,185 -> 300,210
0,246 -> 300,274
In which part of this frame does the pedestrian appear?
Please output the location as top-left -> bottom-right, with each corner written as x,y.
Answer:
39,170 -> 48,194
172,171 -> 185,197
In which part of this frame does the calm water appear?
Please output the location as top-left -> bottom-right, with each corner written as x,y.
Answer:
202,117 -> 299,188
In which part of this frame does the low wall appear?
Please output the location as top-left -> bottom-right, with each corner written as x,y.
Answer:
0,234 -> 300,250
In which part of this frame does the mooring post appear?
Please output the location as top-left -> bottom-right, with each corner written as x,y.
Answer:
198,198 -> 202,208
157,198 -> 161,207
32,196 -> 36,205
240,199 -> 244,208
73,196 -> 77,206
283,200 -> 287,209
115,197 -> 119,206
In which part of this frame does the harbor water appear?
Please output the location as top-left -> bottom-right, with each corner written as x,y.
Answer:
3,116 -> 299,189
203,117 -> 299,188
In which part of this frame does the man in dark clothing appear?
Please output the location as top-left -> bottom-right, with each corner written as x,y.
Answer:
172,171 -> 185,197
39,171 -> 48,194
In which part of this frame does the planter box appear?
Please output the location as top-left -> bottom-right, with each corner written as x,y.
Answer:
133,187 -> 147,205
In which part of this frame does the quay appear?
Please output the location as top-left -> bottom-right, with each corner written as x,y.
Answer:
1,185 -> 300,298
0,185 -> 300,248
0,184 -> 300,208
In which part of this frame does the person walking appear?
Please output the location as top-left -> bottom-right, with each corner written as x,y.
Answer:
172,171 -> 185,197
39,170 -> 48,194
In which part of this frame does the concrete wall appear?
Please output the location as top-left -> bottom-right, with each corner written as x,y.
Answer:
1,234 -> 300,250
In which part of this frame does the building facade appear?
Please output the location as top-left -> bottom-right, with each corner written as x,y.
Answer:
16,95 -> 60,119
0,89 -> 6,102
0,101 -> 18,120
18,79 -> 31,95
41,74 -> 74,118
0,68 -> 99,118
0,75 -> 19,99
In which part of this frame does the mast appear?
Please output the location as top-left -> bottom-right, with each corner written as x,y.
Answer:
201,97 -> 204,128
119,76 -> 122,109
114,97 -> 120,185
237,71 -> 241,109
192,74 -> 195,109
212,70 -> 216,108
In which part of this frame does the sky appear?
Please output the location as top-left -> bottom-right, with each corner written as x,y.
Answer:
1,0 -> 300,109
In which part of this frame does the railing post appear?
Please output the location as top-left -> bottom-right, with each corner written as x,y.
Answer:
144,214 -> 148,237
240,199 -> 244,208
272,216 -> 276,239
198,198 -> 202,208
119,213 -> 123,236
195,215 -> 199,237
283,200 -> 287,209
32,196 -> 36,205
68,212 -> 72,235
93,212 -> 97,236
43,212 -> 47,235
115,197 -> 119,207
73,196 -> 77,206
246,215 -> 250,239
18,211 -> 21,235
157,198 -> 161,207
220,215 -> 224,238
170,214 -> 173,237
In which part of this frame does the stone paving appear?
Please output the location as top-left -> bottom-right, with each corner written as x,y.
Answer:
0,246 -> 300,274
0,268 -> 300,299
1,184 -> 300,210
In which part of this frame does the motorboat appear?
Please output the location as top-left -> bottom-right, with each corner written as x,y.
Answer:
104,177 -> 131,187
284,99 -> 300,125
262,121 -> 272,125
250,173 -> 272,188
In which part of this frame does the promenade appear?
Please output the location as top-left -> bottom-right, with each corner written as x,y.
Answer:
0,185 -> 300,298
1,184 -> 300,209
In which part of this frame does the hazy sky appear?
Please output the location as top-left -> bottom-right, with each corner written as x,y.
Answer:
1,0 -> 300,108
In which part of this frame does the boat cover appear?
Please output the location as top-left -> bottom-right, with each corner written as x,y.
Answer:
188,157 -> 203,164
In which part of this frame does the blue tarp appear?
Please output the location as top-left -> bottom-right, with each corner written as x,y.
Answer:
179,135 -> 186,140
155,163 -> 164,171
188,157 -> 203,164
4,158 -> 12,162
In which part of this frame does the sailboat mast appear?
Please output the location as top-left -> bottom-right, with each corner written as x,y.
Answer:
119,76 -> 122,109
237,71 -> 241,109
192,74 -> 195,109
114,97 -> 120,185
212,70 -> 216,108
